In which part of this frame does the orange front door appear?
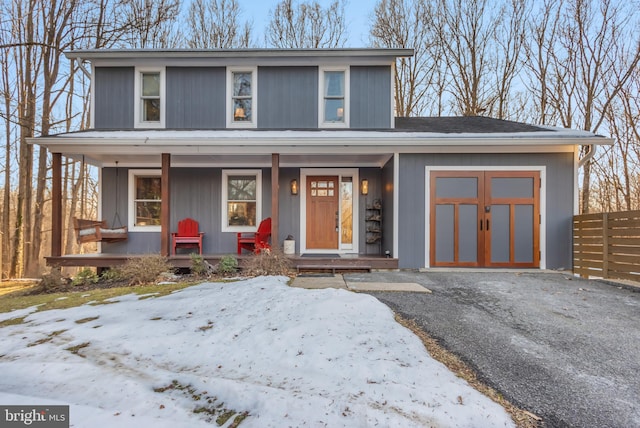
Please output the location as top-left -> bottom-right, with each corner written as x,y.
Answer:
306,176 -> 339,249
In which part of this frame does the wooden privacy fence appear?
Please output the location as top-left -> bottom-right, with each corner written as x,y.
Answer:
573,210 -> 640,282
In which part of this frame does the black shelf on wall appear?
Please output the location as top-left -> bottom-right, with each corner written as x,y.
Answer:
365,198 -> 382,255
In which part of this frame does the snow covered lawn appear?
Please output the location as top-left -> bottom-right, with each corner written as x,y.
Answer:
0,276 -> 514,427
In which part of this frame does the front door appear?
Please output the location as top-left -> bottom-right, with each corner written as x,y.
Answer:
306,176 -> 339,249
430,170 -> 540,267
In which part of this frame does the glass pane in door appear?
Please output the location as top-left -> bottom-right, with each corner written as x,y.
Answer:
491,205 -> 510,263
459,204 -> 478,263
435,204 -> 454,263
514,205 -> 534,262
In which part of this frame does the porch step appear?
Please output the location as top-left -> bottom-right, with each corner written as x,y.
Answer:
296,264 -> 372,274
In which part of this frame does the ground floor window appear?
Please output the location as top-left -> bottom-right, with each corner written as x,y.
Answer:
128,169 -> 161,231
222,170 -> 262,232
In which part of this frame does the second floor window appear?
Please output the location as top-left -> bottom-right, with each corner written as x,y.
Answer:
228,68 -> 257,127
141,72 -> 160,122
135,68 -> 165,128
320,67 -> 349,127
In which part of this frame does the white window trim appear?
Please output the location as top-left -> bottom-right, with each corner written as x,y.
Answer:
128,169 -> 162,232
226,67 -> 258,128
318,66 -> 350,128
134,67 -> 166,128
222,169 -> 262,232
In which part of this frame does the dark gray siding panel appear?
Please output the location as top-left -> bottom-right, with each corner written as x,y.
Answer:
258,67 -> 318,128
278,168 -> 300,250
381,158 -> 395,257
94,67 -> 134,129
350,66 -> 391,129
102,167 -> 274,254
397,153 -> 575,269
166,67 -> 225,129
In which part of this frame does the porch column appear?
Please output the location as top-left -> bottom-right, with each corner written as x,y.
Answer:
161,153 -> 171,257
51,152 -> 62,257
271,154 -> 279,248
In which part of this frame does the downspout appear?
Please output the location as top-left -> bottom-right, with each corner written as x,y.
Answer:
74,57 -> 91,79
578,144 -> 595,168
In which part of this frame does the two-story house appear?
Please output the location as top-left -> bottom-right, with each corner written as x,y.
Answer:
33,49 -> 611,271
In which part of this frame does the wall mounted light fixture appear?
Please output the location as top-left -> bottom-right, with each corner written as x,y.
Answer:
361,179 -> 369,195
290,179 -> 299,195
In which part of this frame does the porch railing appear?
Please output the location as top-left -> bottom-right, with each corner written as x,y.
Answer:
573,210 -> 640,282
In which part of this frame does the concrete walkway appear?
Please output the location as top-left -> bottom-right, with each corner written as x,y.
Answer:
290,274 -> 431,293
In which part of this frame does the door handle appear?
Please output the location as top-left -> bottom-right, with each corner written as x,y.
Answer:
486,219 -> 490,230
335,210 -> 339,232
480,219 -> 483,231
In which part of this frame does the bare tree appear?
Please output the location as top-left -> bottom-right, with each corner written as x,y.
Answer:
186,0 -> 252,48
369,0 -> 443,116
267,0 -> 347,48
434,0 -> 527,117
119,0 -> 182,49
526,0 -> 640,213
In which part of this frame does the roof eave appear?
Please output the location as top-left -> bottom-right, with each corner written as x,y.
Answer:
65,48 -> 415,61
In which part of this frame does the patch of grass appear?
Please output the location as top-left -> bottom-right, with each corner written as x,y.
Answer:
154,380 -> 248,426
0,316 -> 28,328
65,342 -> 91,357
394,315 -> 541,428
75,316 -> 99,324
0,280 -> 38,297
27,329 -> 67,347
0,282 -> 198,315
198,321 -> 214,332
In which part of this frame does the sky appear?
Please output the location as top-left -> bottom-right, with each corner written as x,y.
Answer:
0,276 -> 515,427
239,0 -> 375,47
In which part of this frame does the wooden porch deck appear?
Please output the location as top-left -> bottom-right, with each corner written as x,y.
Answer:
45,253 -> 398,272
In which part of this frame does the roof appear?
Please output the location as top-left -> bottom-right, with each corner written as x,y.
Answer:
65,48 -> 414,61
395,116 -> 553,133
29,116 -> 612,168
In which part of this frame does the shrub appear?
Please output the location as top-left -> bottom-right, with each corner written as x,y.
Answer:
37,269 -> 71,293
190,254 -> 210,277
216,255 -> 238,276
100,267 -> 125,283
241,247 -> 293,277
72,268 -> 99,286
118,254 -> 174,285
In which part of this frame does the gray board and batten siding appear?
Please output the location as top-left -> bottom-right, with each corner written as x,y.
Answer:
166,67 -> 226,129
396,152 -> 575,270
350,66 -> 392,129
92,65 -> 393,130
94,67 -> 134,129
258,67 -> 318,129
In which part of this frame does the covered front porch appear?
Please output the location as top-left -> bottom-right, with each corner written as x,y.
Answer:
40,131 -> 399,270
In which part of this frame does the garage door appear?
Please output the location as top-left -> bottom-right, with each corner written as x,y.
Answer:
430,171 -> 540,268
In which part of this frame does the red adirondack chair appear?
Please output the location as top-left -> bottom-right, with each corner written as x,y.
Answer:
237,217 -> 272,254
171,218 -> 204,255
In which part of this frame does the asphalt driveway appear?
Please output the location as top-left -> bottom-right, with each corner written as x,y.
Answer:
345,271 -> 640,428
